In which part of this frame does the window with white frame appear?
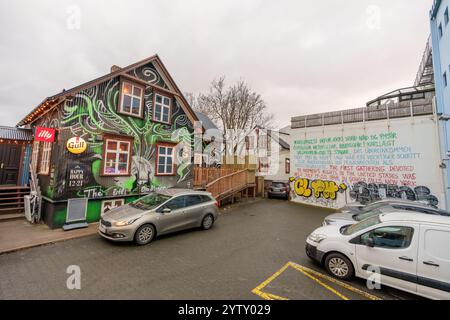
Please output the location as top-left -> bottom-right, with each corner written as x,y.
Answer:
101,199 -> 124,216
31,141 -> 40,172
153,93 -> 171,123
103,138 -> 132,175
259,157 -> 269,173
38,142 -> 52,175
156,144 -> 175,175
119,81 -> 144,117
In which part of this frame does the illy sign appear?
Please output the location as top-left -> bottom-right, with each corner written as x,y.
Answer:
35,127 -> 56,143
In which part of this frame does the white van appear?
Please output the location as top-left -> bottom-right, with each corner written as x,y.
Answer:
306,212 -> 450,299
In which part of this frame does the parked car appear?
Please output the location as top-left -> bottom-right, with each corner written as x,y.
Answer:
323,199 -> 450,226
306,211 -> 450,299
267,181 -> 290,199
98,189 -> 219,245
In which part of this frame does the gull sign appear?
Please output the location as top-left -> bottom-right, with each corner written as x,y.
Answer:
35,127 -> 55,143
67,137 -> 87,154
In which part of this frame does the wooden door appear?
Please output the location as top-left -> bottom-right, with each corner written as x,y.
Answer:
0,143 -> 22,185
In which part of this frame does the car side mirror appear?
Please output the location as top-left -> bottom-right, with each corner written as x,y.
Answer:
162,208 -> 171,214
366,237 -> 375,248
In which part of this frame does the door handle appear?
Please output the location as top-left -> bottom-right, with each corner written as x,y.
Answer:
399,256 -> 413,262
423,261 -> 440,267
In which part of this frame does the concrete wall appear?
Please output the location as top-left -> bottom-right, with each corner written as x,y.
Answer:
289,115 -> 445,209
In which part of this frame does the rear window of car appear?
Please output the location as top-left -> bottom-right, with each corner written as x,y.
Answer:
272,182 -> 286,188
186,195 -> 213,207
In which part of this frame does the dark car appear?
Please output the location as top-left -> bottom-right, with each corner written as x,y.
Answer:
267,181 -> 290,200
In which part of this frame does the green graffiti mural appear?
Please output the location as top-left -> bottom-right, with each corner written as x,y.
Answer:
38,62 -> 195,201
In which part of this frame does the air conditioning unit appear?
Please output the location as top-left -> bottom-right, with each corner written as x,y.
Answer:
24,195 -> 32,222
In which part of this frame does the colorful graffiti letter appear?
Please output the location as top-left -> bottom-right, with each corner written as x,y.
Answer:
290,177 -> 312,198
311,180 -> 346,200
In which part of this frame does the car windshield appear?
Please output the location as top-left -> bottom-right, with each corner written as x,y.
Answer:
130,193 -> 171,211
354,209 -> 382,221
342,215 -> 381,235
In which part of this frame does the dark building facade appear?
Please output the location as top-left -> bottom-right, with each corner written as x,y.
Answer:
17,55 -> 199,228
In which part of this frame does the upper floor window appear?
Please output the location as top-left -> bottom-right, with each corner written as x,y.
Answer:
439,23 -> 443,38
119,81 -> 144,117
444,72 -> 448,87
285,158 -> 291,174
153,93 -> 171,124
38,142 -> 52,175
445,7 -> 449,26
102,136 -> 132,176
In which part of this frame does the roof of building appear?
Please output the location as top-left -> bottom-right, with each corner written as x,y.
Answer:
267,130 -> 290,150
0,126 -> 33,141
17,54 -> 198,127
194,111 -> 218,131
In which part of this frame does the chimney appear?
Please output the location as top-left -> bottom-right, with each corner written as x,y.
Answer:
111,65 -> 121,73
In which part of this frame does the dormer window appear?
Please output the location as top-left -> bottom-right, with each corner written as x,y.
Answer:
153,92 -> 171,124
119,80 -> 144,117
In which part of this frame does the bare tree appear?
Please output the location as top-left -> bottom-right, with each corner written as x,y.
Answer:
195,77 -> 273,135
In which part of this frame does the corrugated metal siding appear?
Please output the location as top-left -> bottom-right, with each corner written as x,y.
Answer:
0,126 -> 33,141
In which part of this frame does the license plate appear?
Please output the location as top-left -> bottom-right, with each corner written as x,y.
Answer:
99,224 -> 106,233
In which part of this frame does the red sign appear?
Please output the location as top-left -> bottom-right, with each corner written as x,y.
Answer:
35,127 -> 55,143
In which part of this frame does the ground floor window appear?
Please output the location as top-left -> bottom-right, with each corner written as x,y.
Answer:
156,143 -> 175,175
101,199 -> 125,216
38,142 -> 52,175
102,136 -> 133,176
31,141 -> 40,172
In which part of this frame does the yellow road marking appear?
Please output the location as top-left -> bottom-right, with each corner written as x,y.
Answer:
252,262 -> 291,300
292,264 -> 349,300
251,261 -> 383,301
289,262 -> 382,301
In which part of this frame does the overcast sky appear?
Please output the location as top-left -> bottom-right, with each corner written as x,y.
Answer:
0,0 -> 433,128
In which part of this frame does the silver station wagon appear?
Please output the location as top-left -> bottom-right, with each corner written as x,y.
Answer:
98,189 -> 219,245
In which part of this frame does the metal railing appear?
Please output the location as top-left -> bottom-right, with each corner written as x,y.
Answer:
291,99 -> 434,129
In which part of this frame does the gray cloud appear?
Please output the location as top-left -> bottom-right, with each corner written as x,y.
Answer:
0,0 -> 433,128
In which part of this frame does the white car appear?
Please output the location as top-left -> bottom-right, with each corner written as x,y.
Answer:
306,211 -> 450,299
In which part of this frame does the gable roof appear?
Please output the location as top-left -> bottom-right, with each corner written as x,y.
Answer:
17,54 -> 198,127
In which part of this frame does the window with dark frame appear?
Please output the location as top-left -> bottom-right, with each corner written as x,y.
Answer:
444,72 -> 448,87
156,144 -> 175,175
153,93 -> 171,123
119,81 -> 144,117
439,23 -> 443,38
285,158 -> 290,174
102,137 -> 132,176
445,7 -> 449,26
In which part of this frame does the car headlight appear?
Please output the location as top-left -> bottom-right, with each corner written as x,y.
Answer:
113,217 -> 141,227
308,233 -> 327,243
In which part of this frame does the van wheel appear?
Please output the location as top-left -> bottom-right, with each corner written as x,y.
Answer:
201,214 -> 214,230
324,253 -> 354,280
134,224 -> 155,245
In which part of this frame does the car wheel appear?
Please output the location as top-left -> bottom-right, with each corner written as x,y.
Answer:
134,224 -> 155,245
324,253 -> 354,280
201,214 -> 214,230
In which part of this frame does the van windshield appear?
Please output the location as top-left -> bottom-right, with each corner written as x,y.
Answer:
130,193 -> 171,211
342,215 -> 381,235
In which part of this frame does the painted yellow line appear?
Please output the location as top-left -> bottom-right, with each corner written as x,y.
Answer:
293,265 -> 350,300
289,262 -> 382,301
252,262 -> 292,300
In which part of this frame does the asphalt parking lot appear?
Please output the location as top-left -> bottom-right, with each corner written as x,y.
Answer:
0,199 -> 420,300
